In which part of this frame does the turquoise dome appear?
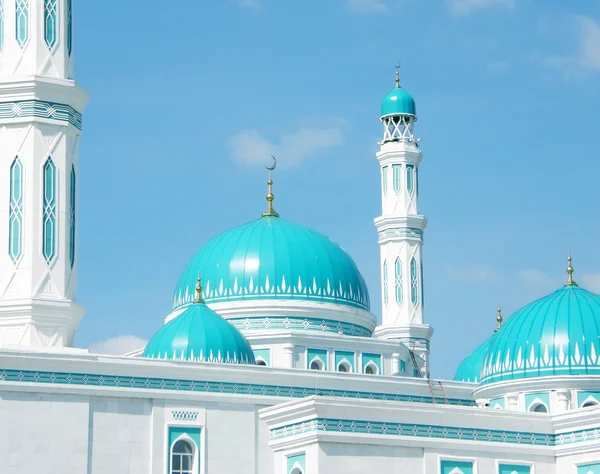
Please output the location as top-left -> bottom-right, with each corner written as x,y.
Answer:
454,336 -> 494,383
143,302 -> 255,364
381,86 -> 416,118
172,216 -> 370,311
480,285 -> 600,385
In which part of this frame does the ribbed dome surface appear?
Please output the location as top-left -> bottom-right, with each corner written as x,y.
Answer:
481,285 -> 600,385
381,86 -> 416,118
172,216 -> 370,311
454,335 -> 494,383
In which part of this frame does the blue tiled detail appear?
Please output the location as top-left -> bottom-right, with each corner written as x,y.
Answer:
490,397 -> 505,409
499,464 -> 530,474
307,348 -> 327,370
172,410 -> 198,422
0,368 -> 475,406
525,393 -> 550,412
168,426 -> 200,474
362,353 -> 381,373
229,316 -> 372,337
253,349 -> 271,366
15,0 -> 28,47
287,453 -> 305,473
578,391 -> 600,408
0,100 -> 83,129
335,351 -> 354,371
579,463 -> 600,474
44,0 -> 57,48
441,460 -> 473,474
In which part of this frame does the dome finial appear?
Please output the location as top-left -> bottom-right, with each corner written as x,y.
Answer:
194,273 -> 205,304
262,155 -> 280,218
395,61 -> 401,88
565,251 -> 578,287
495,304 -> 503,332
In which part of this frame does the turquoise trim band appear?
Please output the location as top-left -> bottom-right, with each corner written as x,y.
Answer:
0,100 -> 83,129
0,368 -> 475,407
228,316 -> 373,338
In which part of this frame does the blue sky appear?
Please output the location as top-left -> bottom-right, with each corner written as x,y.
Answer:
76,0 -> 600,379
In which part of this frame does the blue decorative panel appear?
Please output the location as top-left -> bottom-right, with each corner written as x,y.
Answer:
392,164 -> 401,194
382,165 -> 388,195
66,0 -> 72,55
0,100 -> 82,129
578,391 -> 600,407
44,0 -> 57,48
15,0 -> 28,47
168,426 -> 200,474
410,257 -> 418,305
441,460 -> 473,474
69,165 -> 76,268
490,397 -> 505,409
525,392 -> 550,412
383,260 -> 388,306
228,315 -> 372,338
0,0 -> 4,52
406,164 -> 415,194
579,463 -> 600,474
362,353 -> 381,374
335,351 -> 354,372
394,258 -> 403,304
400,359 -> 406,372
498,464 -> 530,474
253,348 -> 270,366
8,157 -> 23,264
307,348 -> 327,370
42,157 -> 57,264
287,453 -> 305,473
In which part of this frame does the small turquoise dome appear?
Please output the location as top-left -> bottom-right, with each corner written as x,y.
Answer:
481,285 -> 600,385
172,216 -> 370,311
454,336 -> 494,383
381,86 -> 416,118
143,303 -> 255,364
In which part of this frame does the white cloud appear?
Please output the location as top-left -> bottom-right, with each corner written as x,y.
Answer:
580,273 -> 600,293
347,0 -> 387,13
445,264 -> 495,283
448,0 -> 513,15
89,335 -> 147,356
229,123 -> 344,167
233,0 -> 262,10
517,269 -> 555,296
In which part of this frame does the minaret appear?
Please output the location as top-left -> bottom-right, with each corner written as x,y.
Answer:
373,67 -> 433,373
0,0 -> 89,347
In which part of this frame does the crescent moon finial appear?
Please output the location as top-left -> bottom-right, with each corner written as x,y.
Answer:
262,155 -> 279,218
265,155 -> 277,171
395,61 -> 401,87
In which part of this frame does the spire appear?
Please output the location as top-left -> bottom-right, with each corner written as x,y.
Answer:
395,61 -> 401,88
194,274 -> 205,304
262,155 -> 280,218
565,252 -> 578,287
495,305 -> 503,333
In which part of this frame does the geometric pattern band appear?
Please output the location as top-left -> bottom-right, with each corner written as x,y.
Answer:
0,100 -> 83,129
228,316 -> 373,337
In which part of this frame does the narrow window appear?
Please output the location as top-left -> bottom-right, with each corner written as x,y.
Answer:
383,260 -> 388,306
530,403 -> 548,413
9,157 -> 23,263
406,164 -> 415,195
69,165 -> 76,268
15,0 -> 29,47
171,439 -> 194,474
337,361 -> 351,373
382,166 -> 388,196
44,0 -> 57,48
66,0 -> 72,55
394,258 -> 403,305
415,167 -> 419,198
310,359 -> 323,371
410,257 -> 418,306
256,359 -> 266,366
0,0 -> 5,52
392,164 -> 401,194
42,157 -> 57,264
365,364 -> 377,375
400,360 -> 406,372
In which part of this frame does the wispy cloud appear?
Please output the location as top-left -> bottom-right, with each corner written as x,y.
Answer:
232,0 -> 262,10
447,0 -> 513,15
445,264 -> 495,283
517,269 -> 556,297
581,273 -> 600,293
229,121 -> 344,167
347,0 -> 387,13
89,335 -> 147,356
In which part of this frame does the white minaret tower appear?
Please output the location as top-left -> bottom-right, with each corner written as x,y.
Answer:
373,67 -> 433,374
0,0 -> 89,348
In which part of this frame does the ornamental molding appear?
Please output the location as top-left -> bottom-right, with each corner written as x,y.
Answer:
374,215 -> 427,232
0,76 -> 89,112
0,99 -> 82,129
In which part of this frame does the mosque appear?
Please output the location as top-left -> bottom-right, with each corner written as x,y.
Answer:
0,1 -> 600,473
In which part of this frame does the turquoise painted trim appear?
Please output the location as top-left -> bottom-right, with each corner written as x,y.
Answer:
8,156 -> 23,264
378,227 -> 423,242
525,392 -> 550,412
0,100 -> 83,129
499,464 -> 530,474
400,360 -> 406,372
0,368 -> 475,406
287,453 -> 305,474
578,391 -> 600,407
15,0 -> 28,47
69,165 -> 76,269
42,157 -> 57,264
579,463 -> 600,474
228,316 -> 372,338
362,353 -> 381,374
490,397 -> 505,409
43,0 -> 57,48
66,0 -> 72,55
173,217 -> 370,312
335,351 -> 354,372
410,257 -> 418,306
441,460 -> 473,474
307,348 -> 328,370
168,426 -> 200,474
253,349 -> 271,366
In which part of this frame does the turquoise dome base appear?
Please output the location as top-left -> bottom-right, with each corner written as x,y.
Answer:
172,216 -> 370,311
454,335 -> 494,384
143,303 -> 255,364
381,86 -> 416,118
481,286 -> 600,385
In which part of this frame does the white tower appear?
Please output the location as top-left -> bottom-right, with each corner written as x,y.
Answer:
0,0 -> 89,348
373,69 -> 433,373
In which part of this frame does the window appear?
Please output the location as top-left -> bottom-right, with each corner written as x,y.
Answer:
383,260 -> 388,306
9,157 -> 23,264
42,157 -> 57,264
382,166 -> 388,196
43,0 -> 57,48
394,258 -> 403,305
256,359 -> 267,366
583,400 -> 599,408
400,360 -> 406,372
310,358 -> 323,371
171,439 -> 194,474
410,257 -> 418,306
290,469 -> 303,474
69,165 -> 76,269
15,0 -> 29,47
530,403 -> 548,413
337,361 -> 351,373
66,0 -> 72,55
364,364 -> 378,375
406,164 -> 415,195
392,164 -> 401,194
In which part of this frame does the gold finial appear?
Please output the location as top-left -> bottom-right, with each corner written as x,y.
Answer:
395,61 -> 401,88
565,252 -> 578,287
194,274 -> 205,304
262,155 -> 280,218
495,305 -> 503,333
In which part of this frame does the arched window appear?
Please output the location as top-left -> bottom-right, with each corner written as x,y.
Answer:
394,258 -> 403,305
9,156 -> 24,264
310,358 -> 324,371
42,157 -> 57,264
15,0 -> 28,47
171,439 -> 194,474
383,260 -> 388,307
530,403 -> 548,413
406,164 -> 415,195
69,165 -> 76,269
364,363 -> 378,375
582,400 -> 599,408
256,359 -> 267,366
410,257 -> 418,306
44,0 -> 58,48
382,166 -> 388,196
290,468 -> 303,474
392,164 -> 401,194
337,361 -> 351,373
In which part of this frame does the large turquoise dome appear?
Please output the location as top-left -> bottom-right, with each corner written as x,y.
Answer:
454,336 -> 494,383
143,301 -> 255,364
481,284 -> 600,385
172,216 -> 370,311
381,86 -> 416,118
